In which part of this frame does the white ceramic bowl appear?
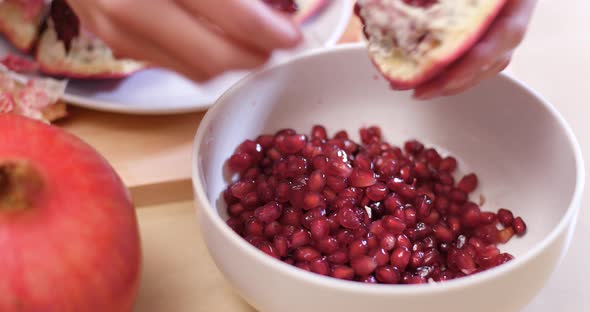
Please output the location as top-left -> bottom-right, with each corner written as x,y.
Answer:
192,43 -> 584,312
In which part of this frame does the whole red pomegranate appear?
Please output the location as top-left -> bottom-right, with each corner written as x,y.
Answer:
0,114 -> 141,311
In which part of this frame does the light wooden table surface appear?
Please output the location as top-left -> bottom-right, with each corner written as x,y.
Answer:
58,2 -> 590,311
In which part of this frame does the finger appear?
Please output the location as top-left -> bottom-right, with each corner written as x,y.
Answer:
88,14 -> 211,82
413,0 -> 537,99
94,0 -> 270,78
441,54 -> 512,96
176,0 -> 301,52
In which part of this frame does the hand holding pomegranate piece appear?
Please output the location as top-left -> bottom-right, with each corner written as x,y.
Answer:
413,0 -> 538,99
64,0 -> 302,82
356,0 -> 537,98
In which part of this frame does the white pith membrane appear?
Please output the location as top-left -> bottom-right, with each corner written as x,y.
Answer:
36,18 -> 145,77
357,0 -> 503,86
0,0 -> 46,51
0,64 -> 67,123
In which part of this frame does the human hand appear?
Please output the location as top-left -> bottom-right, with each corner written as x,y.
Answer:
414,0 -> 538,99
65,0 -> 302,82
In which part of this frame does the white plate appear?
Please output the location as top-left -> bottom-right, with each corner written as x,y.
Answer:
0,0 -> 353,114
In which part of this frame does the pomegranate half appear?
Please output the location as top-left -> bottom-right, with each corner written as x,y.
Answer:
0,114 -> 141,311
355,0 -> 507,90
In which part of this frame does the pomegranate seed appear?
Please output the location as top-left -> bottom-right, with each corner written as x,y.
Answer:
278,134 -> 306,154
424,148 -> 442,169
368,220 -> 386,237
497,227 -> 514,244
366,182 -> 387,201
359,275 -> 378,283
338,207 -> 362,230
349,168 -> 377,187
275,182 -> 290,203
374,266 -> 400,284
403,275 -> 427,284
396,234 -> 412,249
404,140 -> 424,155
317,237 -> 339,254
241,192 -> 260,209
326,159 -> 353,177
390,247 -> 411,271
310,218 -> 330,240
331,265 -> 355,280
380,233 -> 397,251
226,217 -> 244,234
353,153 -> 373,170
255,201 -> 282,223
290,229 -> 311,248
308,170 -> 326,192
404,209 -> 417,227
228,203 -> 246,217
302,208 -> 326,229
245,219 -> 264,236
409,251 -> 425,268
327,250 -> 349,265
228,153 -> 253,173
311,125 -> 328,140
280,225 -> 296,237
423,248 -> 440,266
240,210 -> 255,222
351,255 -> 377,276
295,262 -> 311,272
370,248 -> 390,266
230,181 -> 256,199
461,202 -> 481,228
384,193 -> 404,213
326,175 -> 348,192
303,192 -> 325,210
468,237 -> 485,250
497,208 -> 514,227
439,157 -> 457,172
494,253 -> 514,266
432,222 -> 454,243
513,217 -> 527,236
310,258 -> 330,276
454,250 -> 477,275
479,212 -> 497,225
449,189 -> 467,203
348,239 -> 369,258
382,216 -> 406,234
294,246 -> 321,262
272,235 -> 288,257
334,130 -> 349,140
256,134 -> 275,150
423,209 -> 440,226
312,155 -> 328,171
447,216 -> 461,234
434,196 -> 449,214
257,241 -> 278,258
458,173 -> 478,193
415,194 -> 433,218
264,221 -> 282,238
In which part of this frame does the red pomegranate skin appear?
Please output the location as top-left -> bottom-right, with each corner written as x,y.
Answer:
0,114 -> 141,311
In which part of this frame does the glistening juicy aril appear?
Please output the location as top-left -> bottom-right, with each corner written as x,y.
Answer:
223,124 -> 526,284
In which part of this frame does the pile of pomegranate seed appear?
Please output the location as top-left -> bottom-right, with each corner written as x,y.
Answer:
223,126 -> 527,284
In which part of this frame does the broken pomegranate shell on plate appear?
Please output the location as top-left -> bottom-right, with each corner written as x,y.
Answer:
35,0 -> 146,79
355,0 -> 507,89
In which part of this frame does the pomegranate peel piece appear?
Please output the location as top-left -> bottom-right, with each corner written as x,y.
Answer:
356,0 -> 508,89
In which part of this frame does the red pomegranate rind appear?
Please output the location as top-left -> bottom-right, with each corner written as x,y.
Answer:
223,125 -> 526,284
1,54 -> 39,74
356,0 -> 508,90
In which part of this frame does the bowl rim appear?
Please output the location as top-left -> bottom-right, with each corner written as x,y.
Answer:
191,43 -> 585,294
